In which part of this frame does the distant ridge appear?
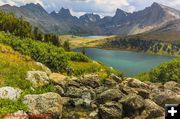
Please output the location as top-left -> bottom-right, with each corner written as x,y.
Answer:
0,2 -> 180,35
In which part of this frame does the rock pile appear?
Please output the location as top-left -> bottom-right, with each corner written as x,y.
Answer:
49,74 -> 180,119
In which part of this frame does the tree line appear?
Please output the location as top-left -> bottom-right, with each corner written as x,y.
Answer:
0,11 -> 70,51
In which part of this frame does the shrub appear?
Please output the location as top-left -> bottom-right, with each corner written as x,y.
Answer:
137,59 -> 180,83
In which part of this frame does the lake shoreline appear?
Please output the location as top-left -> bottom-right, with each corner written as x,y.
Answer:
74,47 -> 175,76
74,46 -> 178,58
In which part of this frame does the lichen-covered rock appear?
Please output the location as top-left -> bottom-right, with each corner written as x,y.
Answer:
119,94 -> 144,115
0,87 -> 22,100
66,80 -> 81,88
26,71 -> 49,87
49,73 -> 68,88
109,74 -> 122,83
55,85 -> 65,96
80,77 -> 100,88
141,99 -> 164,119
99,101 -> 123,119
36,62 -> 52,75
23,92 -> 63,119
96,89 -> 125,104
150,88 -> 180,107
103,78 -> 117,88
125,78 -> 149,89
89,110 -> 99,119
65,86 -> 83,98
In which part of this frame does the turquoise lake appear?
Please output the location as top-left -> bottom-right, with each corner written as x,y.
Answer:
75,48 -> 175,76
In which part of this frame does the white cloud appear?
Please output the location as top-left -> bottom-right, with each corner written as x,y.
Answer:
0,0 -> 180,16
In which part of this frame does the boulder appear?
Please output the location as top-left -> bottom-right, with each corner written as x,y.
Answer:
65,86 -> 83,98
0,87 -> 22,100
36,62 -> 52,75
109,74 -> 122,83
119,94 -> 144,115
125,78 -> 149,89
89,110 -> 99,119
26,71 -> 49,87
103,78 -> 117,88
23,92 -> 63,119
99,101 -> 123,119
65,86 -> 96,100
66,80 -> 81,88
49,73 -> 67,88
164,81 -> 180,93
55,85 -> 65,96
141,99 -> 164,119
80,76 -> 100,88
83,73 -> 99,80
150,88 -> 180,107
96,89 -> 124,104
94,86 -> 109,95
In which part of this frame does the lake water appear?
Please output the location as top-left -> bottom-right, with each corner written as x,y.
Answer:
75,48 -> 175,76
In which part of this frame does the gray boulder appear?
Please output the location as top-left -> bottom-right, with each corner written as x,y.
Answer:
99,101 -> 123,119
36,62 -> 52,75
0,87 -> 22,100
49,73 -> 68,88
150,88 -> 180,107
103,78 -> 117,88
109,73 -> 122,83
23,92 -> 63,119
141,99 -> 164,119
80,76 -> 100,88
26,71 -> 49,87
119,94 -> 144,115
96,89 -> 125,104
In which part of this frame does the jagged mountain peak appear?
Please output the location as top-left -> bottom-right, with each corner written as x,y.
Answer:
116,9 -> 128,15
80,13 -> 101,23
20,3 -> 47,13
59,7 -> 71,15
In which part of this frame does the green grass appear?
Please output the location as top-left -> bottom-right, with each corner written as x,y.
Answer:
0,44 -> 42,89
0,99 -> 27,115
0,43 -> 56,114
69,61 -> 123,78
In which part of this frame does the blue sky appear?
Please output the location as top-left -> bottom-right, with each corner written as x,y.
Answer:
0,0 -> 180,17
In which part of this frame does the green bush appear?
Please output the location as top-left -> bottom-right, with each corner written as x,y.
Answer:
137,59 -> 180,83
0,32 -> 68,72
0,32 -> 91,73
66,52 -> 90,62
149,59 -> 180,83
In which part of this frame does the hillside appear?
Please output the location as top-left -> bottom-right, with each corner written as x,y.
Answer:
1,2 -> 180,35
0,42 -> 179,118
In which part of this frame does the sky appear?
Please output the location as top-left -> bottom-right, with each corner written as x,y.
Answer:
0,0 -> 180,17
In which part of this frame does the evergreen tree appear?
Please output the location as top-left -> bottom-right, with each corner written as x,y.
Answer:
81,47 -> 86,55
63,40 -> 71,51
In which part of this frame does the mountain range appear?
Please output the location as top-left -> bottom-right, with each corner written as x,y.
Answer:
0,2 -> 180,35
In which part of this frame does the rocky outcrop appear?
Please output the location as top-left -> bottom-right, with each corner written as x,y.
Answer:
49,73 -> 68,88
26,71 -> 49,87
23,92 -> 63,119
9,72 -> 177,119
0,87 -> 22,100
58,75 -> 179,118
